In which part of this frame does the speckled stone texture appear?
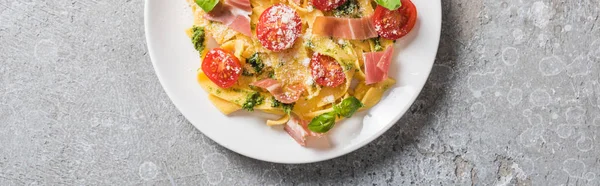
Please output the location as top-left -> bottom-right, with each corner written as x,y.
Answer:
1,0 -> 599,185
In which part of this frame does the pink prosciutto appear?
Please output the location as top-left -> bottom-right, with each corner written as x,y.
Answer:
284,116 -> 323,146
311,16 -> 378,40
251,79 -> 305,104
204,0 -> 252,36
363,46 -> 394,84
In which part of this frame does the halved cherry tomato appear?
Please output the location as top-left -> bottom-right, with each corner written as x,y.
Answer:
373,0 -> 417,40
312,0 -> 347,11
202,48 -> 242,88
257,4 -> 302,52
309,53 -> 345,87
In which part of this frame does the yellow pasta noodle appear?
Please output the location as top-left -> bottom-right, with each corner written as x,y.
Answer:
186,0 -> 398,128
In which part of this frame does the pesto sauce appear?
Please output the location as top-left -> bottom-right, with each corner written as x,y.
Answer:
241,69 -> 254,76
242,92 -> 264,111
270,96 -> 294,114
373,37 -> 383,52
332,0 -> 360,18
247,53 -> 264,74
305,40 -> 315,48
191,26 -> 206,52
268,71 -> 275,79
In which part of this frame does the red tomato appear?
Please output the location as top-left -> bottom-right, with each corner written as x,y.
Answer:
309,53 -> 345,87
202,48 -> 242,88
373,0 -> 418,40
257,4 -> 302,52
312,0 -> 347,11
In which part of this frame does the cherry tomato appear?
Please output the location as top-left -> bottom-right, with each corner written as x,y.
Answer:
373,0 -> 418,40
257,4 -> 302,52
312,0 -> 347,11
202,48 -> 242,88
309,53 -> 345,87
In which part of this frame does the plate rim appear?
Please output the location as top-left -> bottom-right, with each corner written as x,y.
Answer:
144,0 -> 442,164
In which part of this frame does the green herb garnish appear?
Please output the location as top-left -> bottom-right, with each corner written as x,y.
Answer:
307,112 -> 337,133
375,0 -> 401,11
267,71 -> 275,79
242,92 -> 264,111
305,40 -> 315,48
247,53 -> 264,74
191,26 -> 206,52
271,97 -> 294,115
333,0 -> 360,18
282,103 -> 294,115
308,96 -> 363,133
373,37 -> 383,52
195,0 -> 219,12
242,68 -> 254,76
333,97 -> 363,118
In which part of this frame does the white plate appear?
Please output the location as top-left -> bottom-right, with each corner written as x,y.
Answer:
145,0 -> 441,164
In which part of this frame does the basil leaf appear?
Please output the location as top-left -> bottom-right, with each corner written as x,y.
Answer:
375,0 -> 401,11
308,112 -> 337,133
195,0 -> 219,12
334,96 -> 363,118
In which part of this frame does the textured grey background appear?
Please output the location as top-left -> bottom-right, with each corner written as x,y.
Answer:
1,0 -> 600,185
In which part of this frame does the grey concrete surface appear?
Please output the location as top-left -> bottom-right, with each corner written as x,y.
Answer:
1,0 -> 599,185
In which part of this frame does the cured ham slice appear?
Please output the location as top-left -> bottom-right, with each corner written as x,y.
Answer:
311,16 -> 378,40
225,0 -> 251,12
363,46 -> 394,84
251,79 -> 305,104
204,0 -> 252,36
284,116 -> 323,146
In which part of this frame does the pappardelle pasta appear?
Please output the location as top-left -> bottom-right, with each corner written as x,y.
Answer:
185,0 -> 417,146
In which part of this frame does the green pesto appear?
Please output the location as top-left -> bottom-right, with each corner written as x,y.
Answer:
342,61 -> 354,71
242,69 -> 254,76
230,88 -> 246,93
271,97 -> 280,107
271,97 -> 294,115
242,92 -> 264,111
268,71 -> 275,79
247,53 -> 264,74
373,37 -> 383,52
305,40 -> 315,48
282,103 -> 294,115
333,0 -> 361,18
191,26 -> 206,52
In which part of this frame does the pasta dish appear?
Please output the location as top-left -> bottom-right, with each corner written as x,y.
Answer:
185,0 -> 417,146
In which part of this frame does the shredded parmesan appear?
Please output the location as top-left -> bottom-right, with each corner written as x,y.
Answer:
304,78 -> 314,86
302,58 -> 310,67
322,95 -> 335,103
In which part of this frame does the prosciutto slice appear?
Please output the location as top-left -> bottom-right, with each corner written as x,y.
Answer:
311,16 -> 378,40
204,0 -> 252,36
363,46 -> 394,84
284,116 -> 323,146
251,79 -> 305,104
